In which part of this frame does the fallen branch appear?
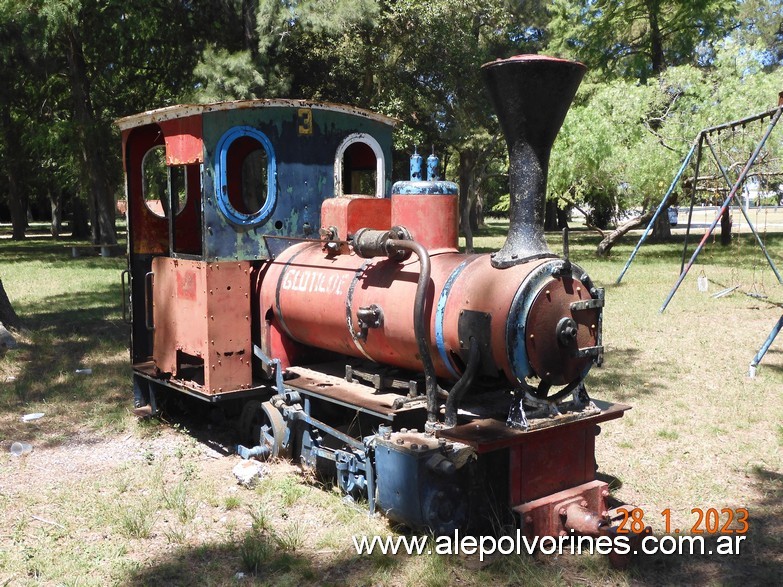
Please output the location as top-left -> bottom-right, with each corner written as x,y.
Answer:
30,515 -> 66,530
596,210 -> 654,257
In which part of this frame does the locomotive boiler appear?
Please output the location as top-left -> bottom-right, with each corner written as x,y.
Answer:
119,55 -> 637,549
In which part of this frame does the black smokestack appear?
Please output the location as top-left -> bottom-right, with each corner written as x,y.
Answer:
481,55 -> 586,268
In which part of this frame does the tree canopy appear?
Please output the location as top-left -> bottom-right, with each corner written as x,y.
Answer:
0,0 -> 782,244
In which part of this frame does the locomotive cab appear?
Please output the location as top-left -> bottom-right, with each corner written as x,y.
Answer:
118,101 -> 396,396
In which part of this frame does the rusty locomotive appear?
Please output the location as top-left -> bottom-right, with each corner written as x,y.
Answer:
119,55 -> 633,544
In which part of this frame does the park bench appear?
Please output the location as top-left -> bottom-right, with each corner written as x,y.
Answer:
67,243 -> 125,258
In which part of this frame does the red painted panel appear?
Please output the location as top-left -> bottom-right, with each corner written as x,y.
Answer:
152,258 -> 252,393
176,269 -> 198,301
125,124 -> 168,254
159,116 -> 203,165
508,422 -> 598,505
391,193 -> 459,252
320,196 -> 391,241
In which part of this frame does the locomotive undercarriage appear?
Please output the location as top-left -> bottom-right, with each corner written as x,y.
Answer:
133,353 -> 635,550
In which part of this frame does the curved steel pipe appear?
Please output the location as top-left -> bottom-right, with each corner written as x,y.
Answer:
387,239 -> 440,423
444,338 -> 481,427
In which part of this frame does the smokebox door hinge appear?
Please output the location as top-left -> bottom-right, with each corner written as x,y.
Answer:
570,298 -> 604,311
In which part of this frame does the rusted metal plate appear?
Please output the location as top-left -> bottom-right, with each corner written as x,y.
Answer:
159,116 -> 203,165
285,365 -> 423,418
116,99 -> 399,131
514,480 -> 608,536
152,258 -> 252,393
437,400 -> 629,453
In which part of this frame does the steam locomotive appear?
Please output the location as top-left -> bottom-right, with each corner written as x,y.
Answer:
119,56 -> 633,546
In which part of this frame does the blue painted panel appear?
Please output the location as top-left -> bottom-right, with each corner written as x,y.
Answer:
200,106 -> 394,261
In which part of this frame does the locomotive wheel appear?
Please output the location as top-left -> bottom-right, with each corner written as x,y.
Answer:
240,400 -> 289,459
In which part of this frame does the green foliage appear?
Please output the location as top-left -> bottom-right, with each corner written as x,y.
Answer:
547,0 -> 738,80
549,40 -> 783,218
192,47 -> 267,102
1,0 -> 782,236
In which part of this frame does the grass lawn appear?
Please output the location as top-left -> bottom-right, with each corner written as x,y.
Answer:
1,220 -> 782,586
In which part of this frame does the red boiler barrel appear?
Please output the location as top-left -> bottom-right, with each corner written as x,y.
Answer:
259,243 -> 600,389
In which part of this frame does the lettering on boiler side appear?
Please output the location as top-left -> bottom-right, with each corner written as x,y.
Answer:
281,269 -> 348,296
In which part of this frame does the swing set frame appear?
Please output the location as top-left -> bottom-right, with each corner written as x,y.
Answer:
616,93 -> 783,313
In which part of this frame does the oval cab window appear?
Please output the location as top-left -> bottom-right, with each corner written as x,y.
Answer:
215,126 -> 277,226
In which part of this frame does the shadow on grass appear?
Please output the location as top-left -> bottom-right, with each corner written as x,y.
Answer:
124,527 -> 386,587
628,465 -> 782,585
587,346 -> 663,402
0,236 -> 127,265
0,284 -> 131,446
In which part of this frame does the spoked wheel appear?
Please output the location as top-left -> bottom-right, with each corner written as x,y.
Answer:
239,400 -> 290,460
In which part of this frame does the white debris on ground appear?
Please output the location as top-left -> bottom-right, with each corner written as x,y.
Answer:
232,459 -> 268,487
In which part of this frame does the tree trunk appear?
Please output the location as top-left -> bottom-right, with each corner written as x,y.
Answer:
651,208 -> 671,239
557,206 -> 569,230
720,207 -> 732,245
646,0 -> 665,75
596,210 -> 654,257
71,195 -> 91,239
0,278 -> 22,330
459,149 -> 476,253
1,107 -> 27,240
65,25 -> 117,246
472,191 -> 483,230
6,168 -> 27,240
50,186 -> 63,237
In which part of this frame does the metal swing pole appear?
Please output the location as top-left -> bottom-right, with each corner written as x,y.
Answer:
703,134 -> 783,283
680,134 -> 705,274
616,140 -> 698,284
660,106 -> 783,313
749,314 -> 783,377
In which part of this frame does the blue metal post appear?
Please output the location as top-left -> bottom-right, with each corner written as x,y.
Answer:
410,148 -> 423,180
616,141 -> 698,284
749,315 -> 783,377
426,149 -> 439,181
660,107 -> 783,313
